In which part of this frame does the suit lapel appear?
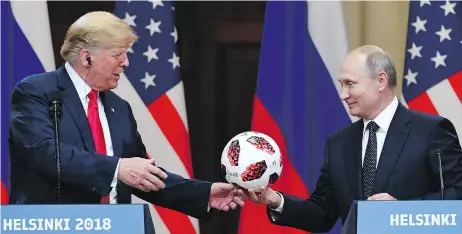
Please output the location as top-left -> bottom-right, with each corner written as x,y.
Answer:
57,66 -> 96,153
344,120 -> 365,200
372,103 -> 411,194
101,92 -> 123,158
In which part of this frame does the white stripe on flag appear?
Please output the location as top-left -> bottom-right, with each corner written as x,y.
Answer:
10,1 -> 55,72
166,82 -> 189,132
427,79 -> 462,137
307,1 -> 358,123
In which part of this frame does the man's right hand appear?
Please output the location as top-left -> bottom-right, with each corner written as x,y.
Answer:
117,158 -> 168,192
240,186 -> 282,208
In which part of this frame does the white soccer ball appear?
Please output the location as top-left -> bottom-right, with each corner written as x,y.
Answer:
220,131 -> 283,190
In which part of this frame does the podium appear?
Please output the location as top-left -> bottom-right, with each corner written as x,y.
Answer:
0,204 -> 156,234
342,200 -> 462,234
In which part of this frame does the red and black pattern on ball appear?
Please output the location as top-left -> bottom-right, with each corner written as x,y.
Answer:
280,154 -> 283,167
241,160 -> 267,182
246,136 -> 275,155
269,173 -> 280,185
227,140 -> 240,166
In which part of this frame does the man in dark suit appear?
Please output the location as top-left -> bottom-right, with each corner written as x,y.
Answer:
8,11 -> 244,218
243,45 -> 462,232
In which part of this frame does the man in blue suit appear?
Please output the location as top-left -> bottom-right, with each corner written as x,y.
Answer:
8,11 -> 244,218
243,45 -> 462,232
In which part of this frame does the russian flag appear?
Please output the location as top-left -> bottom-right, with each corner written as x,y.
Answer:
1,0 -> 55,204
239,1 -> 354,234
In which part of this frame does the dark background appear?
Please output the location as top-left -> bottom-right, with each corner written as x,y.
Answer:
47,1 -> 266,234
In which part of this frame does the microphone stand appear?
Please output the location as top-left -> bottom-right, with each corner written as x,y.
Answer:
50,100 -> 62,204
437,150 -> 444,200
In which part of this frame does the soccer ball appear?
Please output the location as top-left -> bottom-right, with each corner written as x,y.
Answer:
220,131 -> 283,190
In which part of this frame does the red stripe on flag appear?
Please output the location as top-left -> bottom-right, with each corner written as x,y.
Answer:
407,92 -> 439,115
1,181 -> 8,204
147,94 -> 193,178
154,206 -> 196,234
146,152 -> 196,234
448,71 -> 462,103
238,97 -> 309,234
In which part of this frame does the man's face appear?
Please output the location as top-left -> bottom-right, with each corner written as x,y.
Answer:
87,46 -> 129,91
338,53 -> 381,119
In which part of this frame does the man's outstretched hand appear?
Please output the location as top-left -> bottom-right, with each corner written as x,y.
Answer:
209,183 -> 245,211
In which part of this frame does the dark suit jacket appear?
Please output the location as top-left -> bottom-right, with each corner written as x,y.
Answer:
268,103 -> 462,232
8,65 -> 212,220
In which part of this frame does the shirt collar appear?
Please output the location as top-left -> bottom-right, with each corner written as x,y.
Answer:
65,62 -> 93,101
363,96 -> 399,134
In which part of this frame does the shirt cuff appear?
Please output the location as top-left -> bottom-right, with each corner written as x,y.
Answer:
111,159 -> 120,188
269,192 -> 284,212
268,192 -> 284,221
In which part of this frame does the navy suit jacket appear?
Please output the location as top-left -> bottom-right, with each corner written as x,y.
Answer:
8,65 -> 212,220
268,103 -> 462,232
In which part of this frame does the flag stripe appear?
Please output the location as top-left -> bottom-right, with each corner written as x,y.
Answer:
238,97 -> 308,234
307,1 -> 357,124
407,93 -> 439,115
154,206 -> 196,234
147,95 -> 193,178
10,1 -> 55,72
166,82 -> 189,132
114,74 -> 196,234
448,71 -> 462,103
427,79 -> 462,136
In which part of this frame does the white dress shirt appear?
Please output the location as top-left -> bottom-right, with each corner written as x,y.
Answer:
269,96 -> 399,220
65,62 -> 120,204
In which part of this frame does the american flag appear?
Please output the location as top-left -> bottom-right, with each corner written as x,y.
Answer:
403,0 -> 462,138
113,1 -> 198,234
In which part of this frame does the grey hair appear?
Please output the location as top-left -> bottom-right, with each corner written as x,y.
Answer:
356,45 -> 397,89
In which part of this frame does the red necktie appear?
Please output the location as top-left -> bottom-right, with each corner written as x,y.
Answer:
87,90 -> 109,204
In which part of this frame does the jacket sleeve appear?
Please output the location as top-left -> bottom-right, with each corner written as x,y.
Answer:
266,137 -> 339,232
9,80 -> 119,195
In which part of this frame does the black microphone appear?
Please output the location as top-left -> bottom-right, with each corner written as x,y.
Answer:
48,91 -> 62,204
437,149 -> 444,200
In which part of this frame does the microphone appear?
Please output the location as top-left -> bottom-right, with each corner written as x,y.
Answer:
437,149 -> 444,200
48,91 -> 62,204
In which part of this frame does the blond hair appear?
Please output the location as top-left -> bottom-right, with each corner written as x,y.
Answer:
60,11 -> 138,62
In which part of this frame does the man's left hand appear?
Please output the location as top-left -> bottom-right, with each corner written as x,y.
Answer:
209,183 -> 245,211
368,193 -> 397,200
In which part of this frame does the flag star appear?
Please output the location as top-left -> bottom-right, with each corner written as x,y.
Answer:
420,0 -> 431,7
168,52 -> 180,69
171,27 -> 178,43
148,0 -> 164,9
435,25 -> 452,42
145,19 -> 162,36
127,46 -> 134,53
412,16 -> 427,34
407,43 -> 423,59
123,13 -> 136,27
404,69 -> 418,86
140,72 -> 156,89
143,45 -> 159,63
430,51 -> 447,68
440,0 -> 456,16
